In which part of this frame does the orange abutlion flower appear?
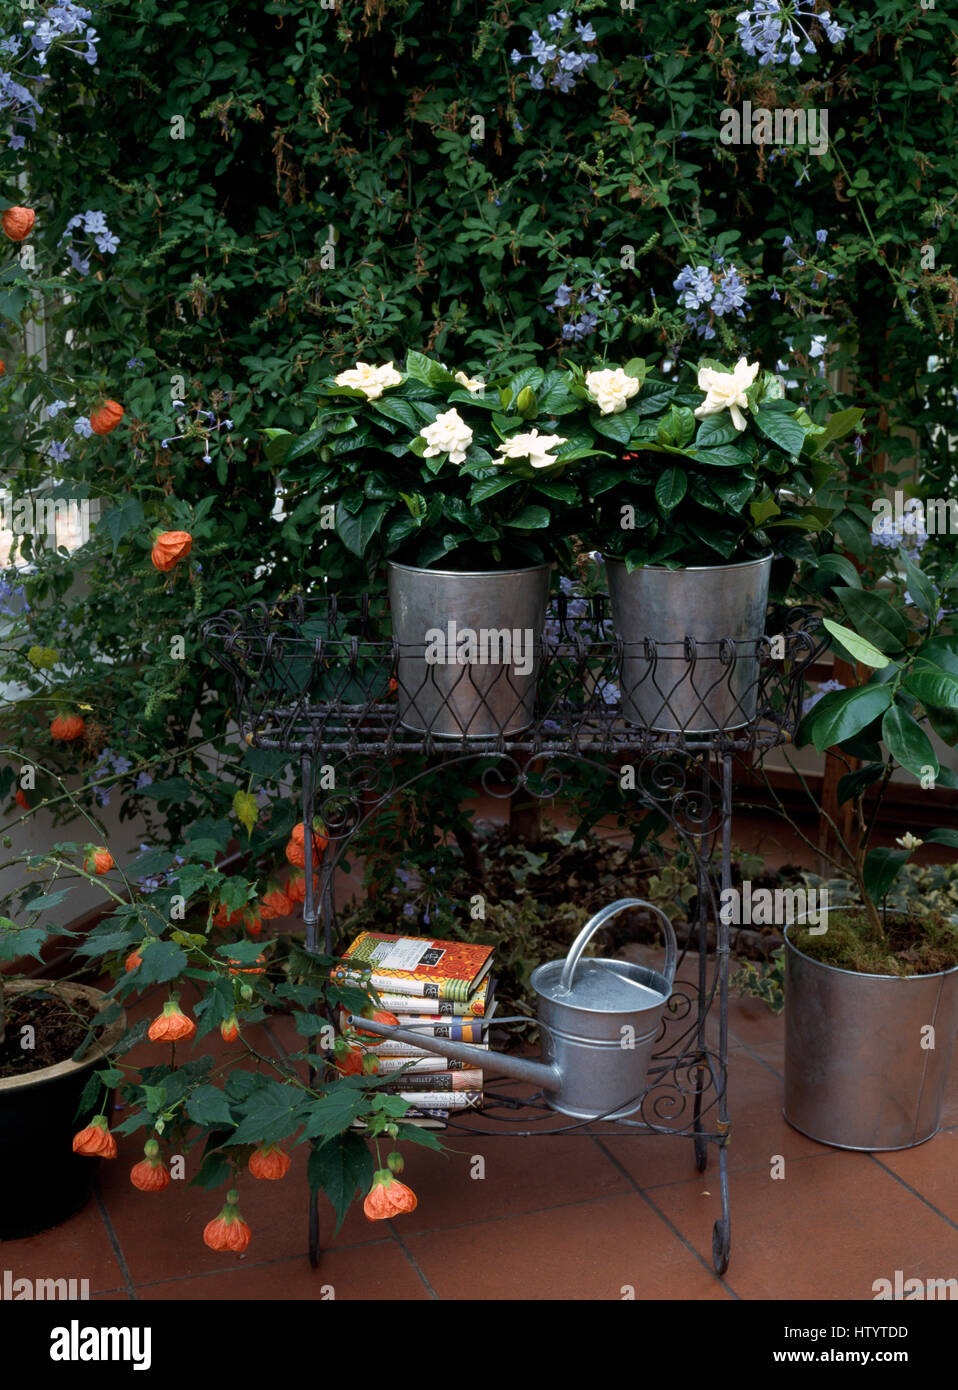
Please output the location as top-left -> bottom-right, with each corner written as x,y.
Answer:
363,1169 -> 417,1221
130,1139 -> 171,1192
220,1014 -> 240,1043
203,1189 -> 251,1253
248,1144 -> 291,1181
151,530 -> 192,572
72,1115 -> 117,1159
50,713 -> 85,741
85,848 -> 114,875
89,399 -> 124,435
147,998 -> 197,1043
2,206 -> 35,241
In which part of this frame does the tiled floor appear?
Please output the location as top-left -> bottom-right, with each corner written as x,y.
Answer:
6,960 -> 958,1301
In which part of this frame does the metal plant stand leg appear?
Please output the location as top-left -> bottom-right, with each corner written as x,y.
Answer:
202,594 -> 822,1284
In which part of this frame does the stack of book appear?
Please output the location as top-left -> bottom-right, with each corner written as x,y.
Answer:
333,930 -> 495,1126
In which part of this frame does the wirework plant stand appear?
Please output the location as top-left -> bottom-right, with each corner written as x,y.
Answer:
204,593 -> 821,1276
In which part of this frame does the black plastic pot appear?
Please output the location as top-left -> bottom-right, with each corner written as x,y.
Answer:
0,981 -> 126,1239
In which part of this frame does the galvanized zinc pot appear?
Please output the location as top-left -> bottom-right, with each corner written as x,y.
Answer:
387,560 -> 550,738
351,898 -> 678,1120
0,981 -> 126,1238
783,924 -> 958,1151
604,553 -> 772,733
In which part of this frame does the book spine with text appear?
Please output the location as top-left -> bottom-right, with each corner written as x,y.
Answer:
382,1069 -> 483,1092
395,1091 -> 482,1110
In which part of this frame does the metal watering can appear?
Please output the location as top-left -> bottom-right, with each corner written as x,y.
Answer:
349,899 -> 677,1121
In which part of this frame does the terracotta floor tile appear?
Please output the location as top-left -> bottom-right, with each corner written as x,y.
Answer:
875,1129 -> 958,1227
600,1045 -> 822,1188
134,1241 -> 428,1301
384,1132 -> 629,1234
654,1150 -> 958,1300
0,1194 -> 128,1296
405,1192 -> 731,1300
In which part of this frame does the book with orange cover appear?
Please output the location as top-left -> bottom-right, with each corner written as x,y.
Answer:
331,932 -> 493,1005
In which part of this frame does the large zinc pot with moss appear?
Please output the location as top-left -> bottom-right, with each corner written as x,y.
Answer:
784,919 -> 958,1150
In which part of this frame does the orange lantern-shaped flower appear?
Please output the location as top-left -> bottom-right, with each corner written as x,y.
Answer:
89,400 -> 124,435
2,206 -> 35,241
363,1169 -> 417,1221
85,848 -> 114,875
72,1115 -> 117,1159
285,821 -> 329,868
285,870 -> 318,904
220,1014 -> 240,1043
50,713 -> 85,741
151,530 -> 192,572
147,998 -> 197,1043
248,1144 -> 291,1181
125,947 -> 143,973
130,1139 -> 171,1192
352,1007 -> 399,1040
259,887 -> 293,920
227,953 -> 266,978
203,1190 -> 251,1252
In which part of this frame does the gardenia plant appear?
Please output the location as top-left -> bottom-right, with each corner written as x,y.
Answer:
578,355 -> 860,571
267,350 -> 619,577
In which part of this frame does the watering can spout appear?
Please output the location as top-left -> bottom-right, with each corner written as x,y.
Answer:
345,1015 -> 561,1092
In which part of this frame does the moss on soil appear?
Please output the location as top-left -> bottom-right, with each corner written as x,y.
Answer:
790,908 -> 958,977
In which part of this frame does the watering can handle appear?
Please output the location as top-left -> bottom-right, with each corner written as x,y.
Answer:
559,898 -> 677,993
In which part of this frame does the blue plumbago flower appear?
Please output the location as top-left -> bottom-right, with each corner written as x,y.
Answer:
550,282 -> 573,308
711,267 -> 750,317
673,263 -> 714,311
576,20 -> 597,42
514,17 -> 599,95
552,68 -> 576,93
546,10 -> 571,32
853,435 -> 864,458
736,1 -> 847,68
0,577 -> 26,611
61,209 -> 118,273
47,440 -> 70,463
402,902 -> 416,919
770,287 -> 782,300
47,399 -> 69,418
808,334 -> 828,359
73,416 -> 93,437
802,678 -> 846,715
135,771 -> 153,790
815,229 -> 828,244
127,357 -> 144,369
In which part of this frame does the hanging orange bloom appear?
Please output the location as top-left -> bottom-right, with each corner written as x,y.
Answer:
15,788 -> 28,810
227,953 -> 266,977
2,206 -> 35,241
248,1144 -> 291,1181
130,1139 -> 171,1192
125,948 -> 143,973
203,1190 -> 251,1252
50,713 -> 85,741
89,400 -> 124,435
147,998 -> 197,1043
363,1169 -> 417,1221
285,821 -> 329,868
220,1014 -> 240,1043
150,530 -> 192,572
72,1115 -> 117,1159
285,870 -> 318,904
259,887 -> 293,920
85,848 -> 114,875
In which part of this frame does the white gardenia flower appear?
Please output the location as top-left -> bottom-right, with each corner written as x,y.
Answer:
895,832 -> 924,851
335,360 -> 402,400
493,429 -> 568,470
585,367 -> 640,416
454,370 -> 485,395
419,408 -> 474,464
693,357 -> 760,432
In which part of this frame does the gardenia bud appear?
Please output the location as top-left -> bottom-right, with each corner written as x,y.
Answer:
515,386 -> 537,417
